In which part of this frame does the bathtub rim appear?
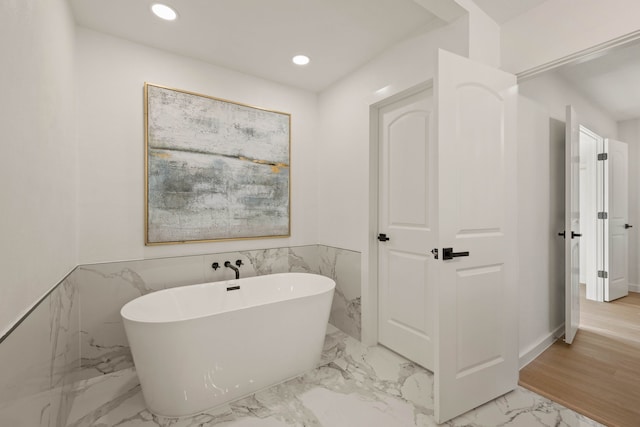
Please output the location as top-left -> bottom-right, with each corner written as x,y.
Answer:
120,272 -> 335,325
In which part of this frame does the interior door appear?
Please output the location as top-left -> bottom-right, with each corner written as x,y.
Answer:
377,85 -> 435,371
564,105 -> 580,344
603,138 -> 630,301
434,49 -> 518,424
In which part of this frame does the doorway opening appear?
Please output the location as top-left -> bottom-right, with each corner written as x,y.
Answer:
516,33 -> 640,427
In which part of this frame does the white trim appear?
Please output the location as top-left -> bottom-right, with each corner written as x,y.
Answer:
629,283 -> 640,293
516,30 -> 640,82
0,266 -> 76,342
518,324 -> 564,370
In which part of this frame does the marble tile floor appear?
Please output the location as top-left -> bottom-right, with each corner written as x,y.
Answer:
64,326 -> 602,427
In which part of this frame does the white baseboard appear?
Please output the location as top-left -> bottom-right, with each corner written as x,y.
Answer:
519,324 -> 564,370
629,283 -> 640,293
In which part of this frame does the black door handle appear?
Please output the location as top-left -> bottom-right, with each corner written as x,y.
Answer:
442,247 -> 469,260
625,224 -> 633,229
558,231 -> 566,238
377,233 -> 390,242
571,231 -> 582,238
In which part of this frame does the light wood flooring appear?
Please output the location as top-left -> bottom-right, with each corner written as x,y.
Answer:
519,287 -> 640,427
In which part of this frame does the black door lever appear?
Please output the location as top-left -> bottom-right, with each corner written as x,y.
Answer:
558,231 -> 566,238
571,231 -> 582,238
442,247 -> 470,260
625,224 -> 633,229
377,233 -> 390,242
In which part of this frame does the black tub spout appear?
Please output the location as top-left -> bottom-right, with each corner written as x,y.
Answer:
224,261 -> 240,280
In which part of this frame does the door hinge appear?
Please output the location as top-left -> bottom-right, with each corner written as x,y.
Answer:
598,153 -> 608,161
598,212 -> 608,219
598,270 -> 608,279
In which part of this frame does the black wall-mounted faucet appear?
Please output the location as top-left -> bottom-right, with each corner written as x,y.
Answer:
224,260 -> 240,279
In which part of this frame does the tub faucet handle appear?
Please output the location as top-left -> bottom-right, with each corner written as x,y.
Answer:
212,262 -> 220,270
235,259 -> 243,267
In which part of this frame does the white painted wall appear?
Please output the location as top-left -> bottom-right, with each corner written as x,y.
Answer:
616,119 -> 640,289
456,0 -> 500,67
76,28 -> 319,264
517,96 -> 565,366
0,0 -> 77,335
502,0 -> 640,75
519,72 -> 618,139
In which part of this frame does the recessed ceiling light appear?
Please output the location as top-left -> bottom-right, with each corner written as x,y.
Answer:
151,3 -> 178,21
292,55 -> 310,66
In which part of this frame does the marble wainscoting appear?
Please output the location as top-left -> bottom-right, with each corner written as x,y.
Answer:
317,246 -> 361,340
0,274 -> 79,427
64,325 -> 601,427
0,244 -> 360,426
73,245 -> 361,381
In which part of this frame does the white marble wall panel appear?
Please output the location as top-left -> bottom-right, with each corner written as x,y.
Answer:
203,248 -> 289,282
0,275 -> 78,427
318,246 -> 361,340
74,255 -> 206,380
287,245 -> 320,273
74,245 -> 346,381
0,242 -> 362,420
74,245 -> 360,379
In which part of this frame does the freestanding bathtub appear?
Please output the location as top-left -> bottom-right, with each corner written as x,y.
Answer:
120,272 -> 335,417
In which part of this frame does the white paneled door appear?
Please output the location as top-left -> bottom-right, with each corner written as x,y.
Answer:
434,49 -> 518,423
378,85 -> 435,371
603,139 -> 630,301
564,106 -> 581,344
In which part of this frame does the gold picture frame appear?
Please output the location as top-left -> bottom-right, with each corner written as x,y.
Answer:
144,83 -> 291,245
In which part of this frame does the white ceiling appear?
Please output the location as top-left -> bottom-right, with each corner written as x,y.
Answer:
69,0 -> 444,92
556,41 -> 640,122
69,0 -> 548,92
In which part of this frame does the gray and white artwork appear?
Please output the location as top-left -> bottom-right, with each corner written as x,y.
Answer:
145,84 -> 290,244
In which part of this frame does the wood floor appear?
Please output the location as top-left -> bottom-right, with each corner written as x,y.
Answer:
519,288 -> 640,427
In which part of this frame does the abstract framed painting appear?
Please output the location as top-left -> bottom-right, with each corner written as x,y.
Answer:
144,83 -> 290,245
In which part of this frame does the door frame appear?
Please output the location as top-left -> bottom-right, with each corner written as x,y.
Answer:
580,125 -> 603,302
365,80 -> 434,346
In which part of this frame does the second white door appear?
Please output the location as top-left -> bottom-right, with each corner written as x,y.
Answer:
378,85 -> 436,371
603,138 -> 629,301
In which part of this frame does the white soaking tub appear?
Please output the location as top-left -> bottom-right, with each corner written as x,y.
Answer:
120,272 -> 335,417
